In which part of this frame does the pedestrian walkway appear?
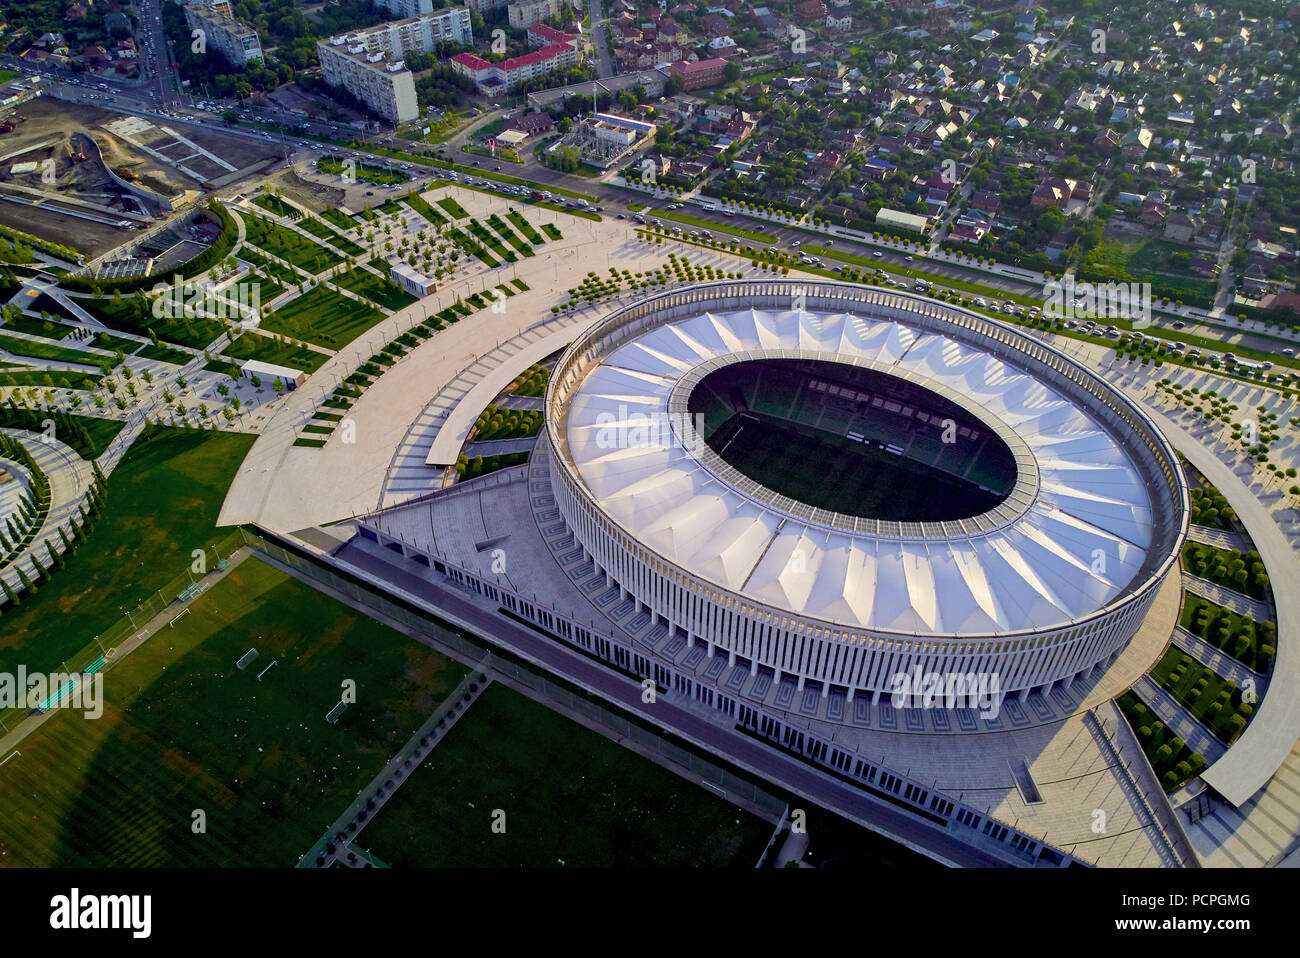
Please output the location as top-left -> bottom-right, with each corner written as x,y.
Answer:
1173,626 -> 1264,690
1182,572 -> 1273,622
0,429 -> 94,600
1133,674 -> 1226,764
1187,524 -> 1248,552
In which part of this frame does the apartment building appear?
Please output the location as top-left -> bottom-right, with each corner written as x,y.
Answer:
450,41 -> 576,96
374,0 -> 436,16
183,0 -> 263,68
317,8 -> 473,124
508,0 -> 560,29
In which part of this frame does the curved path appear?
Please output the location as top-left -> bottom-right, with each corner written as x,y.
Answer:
0,429 -> 95,603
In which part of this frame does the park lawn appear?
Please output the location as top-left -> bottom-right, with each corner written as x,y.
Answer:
0,332 -> 114,375
466,220 -> 514,262
317,156 -> 407,185
135,342 -> 193,365
239,247 -> 303,289
486,215 -> 533,256
1149,647 -> 1254,745
263,284 -> 385,349
400,192 -> 446,225
506,210 -> 544,245
241,212 -> 344,274
362,683 -> 772,867
448,228 -> 499,268
297,215 -> 366,257
0,406 -> 125,458
73,294 -> 228,350
333,267 -> 417,312
2,313 -> 77,340
0,558 -> 468,867
0,426 -> 255,678
220,330 -> 330,373
90,331 -> 145,354
541,223 -> 562,241
436,196 -> 470,220
253,193 -> 301,220
320,207 -> 360,232
0,368 -> 100,390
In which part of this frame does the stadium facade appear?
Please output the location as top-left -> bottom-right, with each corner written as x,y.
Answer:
338,280 -> 1195,866
546,281 -> 1189,703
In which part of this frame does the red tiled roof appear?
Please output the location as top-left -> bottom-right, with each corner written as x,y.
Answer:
451,51 -> 492,71
528,24 -> 573,44
674,56 -> 727,73
500,42 -> 569,71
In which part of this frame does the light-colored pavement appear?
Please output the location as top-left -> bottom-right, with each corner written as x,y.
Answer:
1182,572 -> 1273,622
0,429 -> 95,600
1187,524 -> 1248,552
217,189 -> 748,532
1173,626 -> 1263,689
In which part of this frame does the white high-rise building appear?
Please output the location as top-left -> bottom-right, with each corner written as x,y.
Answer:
317,8 -> 473,124
183,0 -> 263,69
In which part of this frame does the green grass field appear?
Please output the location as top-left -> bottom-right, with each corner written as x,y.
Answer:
241,213 -> 344,274
361,683 -> 772,867
239,246 -> 305,289
263,284 -> 385,348
333,267 -> 418,312
320,207 -> 360,232
485,215 -> 533,256
0,426 -> 255,678
73,293 -> 228,351
0,406 -> 125,459
298,216 -> 366,257
506,210 -> 544,245
0,558 -> 468,866
220,330 -> 330,373
0,332 -> 115,375
436,196 -> 470,220
706,412 -> 1005,522
135,342 -> 193,365
0,368 -> 100,390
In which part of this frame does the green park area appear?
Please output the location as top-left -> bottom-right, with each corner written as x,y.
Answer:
0,558 -> 467,866
1181,541 -> 1271,601
1180,592 -> 1275,674
360,683 -> 773,867
263,284 -> 385,349
1117,691 -> 1207,792
241,212 -> 345,274
219,330 -> 330,374
334,266 -> 417,312
0,426 -> 254,679
1149,647 -> 1256,746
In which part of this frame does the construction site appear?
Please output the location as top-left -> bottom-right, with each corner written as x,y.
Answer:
0,99 -> 284,260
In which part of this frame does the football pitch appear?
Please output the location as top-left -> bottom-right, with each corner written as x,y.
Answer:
359,683 -> 774,868
709,413 -> 1005,521
0,558 -> 467,867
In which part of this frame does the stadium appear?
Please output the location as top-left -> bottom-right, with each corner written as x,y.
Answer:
545,279 -> 1191,705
